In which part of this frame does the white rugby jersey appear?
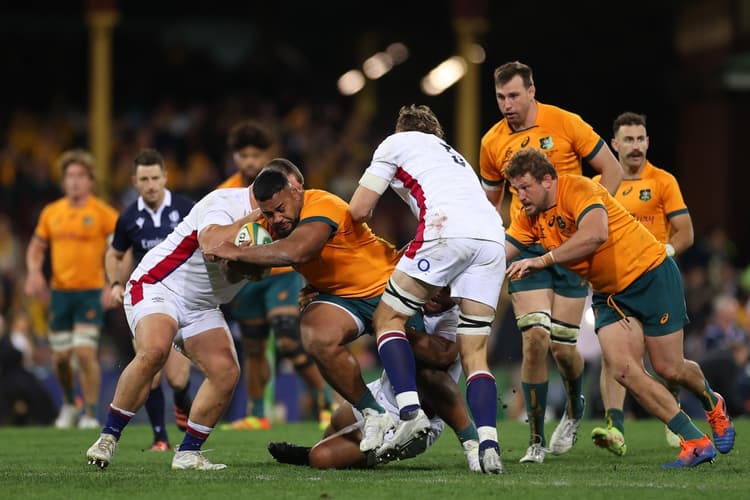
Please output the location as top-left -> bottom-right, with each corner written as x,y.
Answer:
128,187 -> 253,309
364,131 -> 504,242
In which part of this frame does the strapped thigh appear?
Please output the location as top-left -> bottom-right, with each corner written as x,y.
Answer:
516,310 -> 551,334
381,277 -> 426,317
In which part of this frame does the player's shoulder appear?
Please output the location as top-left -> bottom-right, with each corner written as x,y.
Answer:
560,173 -> 600,193
480,119 -> 510,145
538,102 -> 587,126
301,190 -> 348,222
643,161 -> 679,183
42,197 -> 68,212
305,188 -> 344,202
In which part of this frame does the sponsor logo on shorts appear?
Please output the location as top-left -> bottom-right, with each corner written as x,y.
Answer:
660,313 -> 669,324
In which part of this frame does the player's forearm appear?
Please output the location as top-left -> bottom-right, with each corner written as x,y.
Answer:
543,230 -> 606,266
104,249 -> 124,284
406,329 -> 457,370
25,238 -> 45,273
668,230 -> 694,256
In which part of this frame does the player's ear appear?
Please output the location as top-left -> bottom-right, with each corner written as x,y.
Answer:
611,138 -> 620,154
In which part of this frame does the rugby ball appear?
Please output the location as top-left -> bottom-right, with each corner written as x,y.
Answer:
233,222 -> 272,281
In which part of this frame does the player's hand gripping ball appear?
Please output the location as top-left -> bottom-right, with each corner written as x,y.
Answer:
232,222 -> 273,281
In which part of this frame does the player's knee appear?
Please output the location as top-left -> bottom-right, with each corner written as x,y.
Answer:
209,356 -> 241,392
308,445 -> 337,470
456,313 -> 494,336
516,311 -> 551,336
136,346 -> 171,369
380,278 -> 426,317
72,326 -> 99,349
269,314 -> 300,340
550,320 -> 579,346
278,341 -> 315,370
650,359 -> 680,384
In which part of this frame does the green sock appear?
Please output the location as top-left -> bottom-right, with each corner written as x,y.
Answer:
667,411 -> 704,441
250,398 -> 265,418
698,380 -> 719,411
562,373 -> 585,418
605,408 -> 625,435
354,391 -> 385,413
455,422 -> 479,444
522,381 -> 548,446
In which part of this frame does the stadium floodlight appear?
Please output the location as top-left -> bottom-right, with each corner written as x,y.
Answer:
363,52 -> 394,80
386,42 -> 409,64
337,69 -> 367,96
467,43 -> 486,64
420,56 -> 467,96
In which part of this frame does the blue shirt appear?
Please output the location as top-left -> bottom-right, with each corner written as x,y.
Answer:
111,190 -> 195,265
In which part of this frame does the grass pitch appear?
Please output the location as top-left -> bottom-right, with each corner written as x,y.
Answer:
0,418 -> 745,499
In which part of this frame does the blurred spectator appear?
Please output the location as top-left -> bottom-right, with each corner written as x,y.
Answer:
0,311 -> 57,426
703,294 -> 748,351
0,213 -> 22,316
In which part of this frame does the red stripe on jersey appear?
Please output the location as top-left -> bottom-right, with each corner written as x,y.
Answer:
129,230 -> 199,305
395,167 -> 426,258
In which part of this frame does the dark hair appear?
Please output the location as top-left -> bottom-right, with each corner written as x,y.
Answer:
227,120 -> 273,152
493,61 -> 534,88
263,158 -> 305,185
505,148 -> 557,181
612,111 -> 647,136
133,148 -> 165,173
395,104 -> 445,138
57,149 -> 95,179
253,168 -> 291,202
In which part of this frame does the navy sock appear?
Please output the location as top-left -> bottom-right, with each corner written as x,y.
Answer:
145,386 -> 168,442
466,372 -> 498,431
377,331 -> 419,419
179,421 -> 210,452
103,405 -> 133,440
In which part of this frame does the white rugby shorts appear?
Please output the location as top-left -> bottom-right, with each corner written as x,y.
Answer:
124,280 -> 230,342
397,238 -> 505,309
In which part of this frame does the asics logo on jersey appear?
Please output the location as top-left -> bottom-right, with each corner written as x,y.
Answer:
622,187 -> 633,196
521,136 -> 530,147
